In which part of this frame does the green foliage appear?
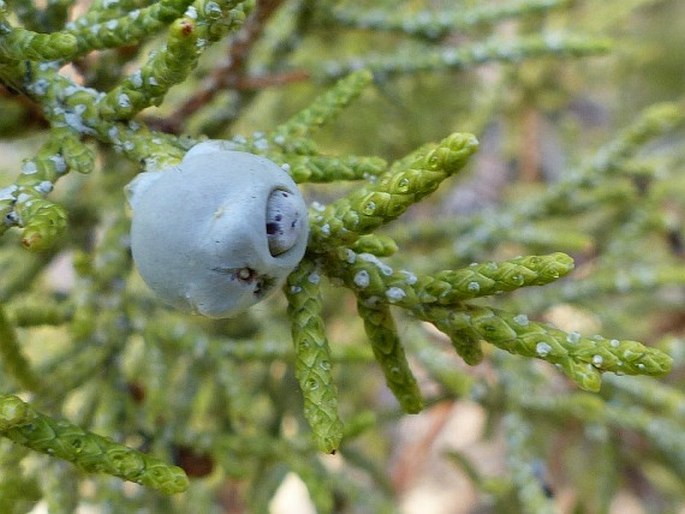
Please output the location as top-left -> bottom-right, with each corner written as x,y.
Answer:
286,259 -> 343,454
0,0 -> 683,512
0,394 -> 188,494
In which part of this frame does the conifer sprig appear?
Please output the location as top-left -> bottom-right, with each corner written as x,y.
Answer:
0,0 -> 680,506
310,132 -> 479,247
286,259 -> 344,453
0,395 -> 189,494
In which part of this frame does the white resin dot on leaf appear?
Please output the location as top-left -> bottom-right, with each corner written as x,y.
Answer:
512,314 -> 529,326
536,342 -> 552,357
354,270 -> 370,288
385,286 -> 406,302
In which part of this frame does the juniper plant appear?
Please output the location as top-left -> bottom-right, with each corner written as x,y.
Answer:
0,0 -> 683,512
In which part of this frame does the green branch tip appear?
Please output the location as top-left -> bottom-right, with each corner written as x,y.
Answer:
316,33 -> 612,80
310,132 -> 478,247
333,0 -> 572,37
0,395 -> 35,431
417,253 -> 574,303
18,199 -> 68,251
274,69 -> 375,138
462,307 -> 673,391
0,395 -> 189,494
99,16 -> 200,120
358,302 -> 423,413
327,252 -> 572,310
286,260 -> 344,453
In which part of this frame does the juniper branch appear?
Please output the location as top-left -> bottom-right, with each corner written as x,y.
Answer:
287,154 -> 387,183
418,305 -> 672,391
66,0 -> 194,54
332,0 -> 571,39
0,21 -> 78,61
285,259 -> 344,453
357,301 -> 423,413
0,134 -> 70,250
0,395 -> 189,494
315,33 -> 611,81
273,69 -> 374,138
310,132 -> 478,248
326,251 -> 574,308
99,17 -> 201,120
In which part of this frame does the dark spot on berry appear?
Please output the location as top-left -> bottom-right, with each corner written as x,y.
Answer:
254,275 -> 276,297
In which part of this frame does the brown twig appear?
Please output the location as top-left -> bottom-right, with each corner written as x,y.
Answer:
154,0 -> 293,134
